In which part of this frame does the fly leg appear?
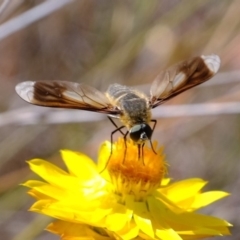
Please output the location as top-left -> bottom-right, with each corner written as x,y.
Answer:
108,116 -> 125,135
150,119 -> 157,154
99,125 -> 125,173
108,116 -> 130,164
99,117 -> 126,173
137,143 -> 145,165
122,130 -> 129,164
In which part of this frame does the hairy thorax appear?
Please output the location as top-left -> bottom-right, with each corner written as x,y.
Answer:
106,84 -> 151,129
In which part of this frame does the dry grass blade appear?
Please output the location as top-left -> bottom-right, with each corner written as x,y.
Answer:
0,0 -> 75,41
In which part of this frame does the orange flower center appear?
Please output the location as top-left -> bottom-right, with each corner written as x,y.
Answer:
100,138 -> 166,201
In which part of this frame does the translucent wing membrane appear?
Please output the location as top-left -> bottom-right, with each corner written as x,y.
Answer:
16,55 -> 221,118
150,55 -> 220,108
15,81 -> 120,114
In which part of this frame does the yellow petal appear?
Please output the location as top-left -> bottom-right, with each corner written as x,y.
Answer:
30,198 -> 116,226
27,189 -> 49,200
61,150 -> 98,180
27,159 -> 77,188
25,179 -> 107,206
125,196 -> 154,238
106,213 -> 128,231
134,215 -> 154,239
156,228 -> 182,240
30,199 -> 77,222
115,220 -> 139,240
23,180 -> 66,200
47,220 -> 112,240
148,196 -> 231,234
161,178 -> 171,186
158,178 -> 208,203
178,226 -> 231,236
105,203 -> 132,231
190,191 -> 230,210
97,141 -> 111,172
153,191 -> 183,213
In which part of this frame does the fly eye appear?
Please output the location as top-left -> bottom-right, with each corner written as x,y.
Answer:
129,124 -> 152,143
129,124 -> 142,142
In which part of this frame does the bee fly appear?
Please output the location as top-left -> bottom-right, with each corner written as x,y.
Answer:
15,55 -> 220,166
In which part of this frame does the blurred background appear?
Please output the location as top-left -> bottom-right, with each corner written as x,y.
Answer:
0,0 -> 239,239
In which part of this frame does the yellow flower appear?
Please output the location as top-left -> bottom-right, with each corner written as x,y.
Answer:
23,138 -> 231,240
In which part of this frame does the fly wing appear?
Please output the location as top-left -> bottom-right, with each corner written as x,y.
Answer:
15,81 -> 120,115
150,55 -> 221,108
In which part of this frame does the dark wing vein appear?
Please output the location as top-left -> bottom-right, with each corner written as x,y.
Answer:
16,81 -> 120,115
150,55 -> 220,108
